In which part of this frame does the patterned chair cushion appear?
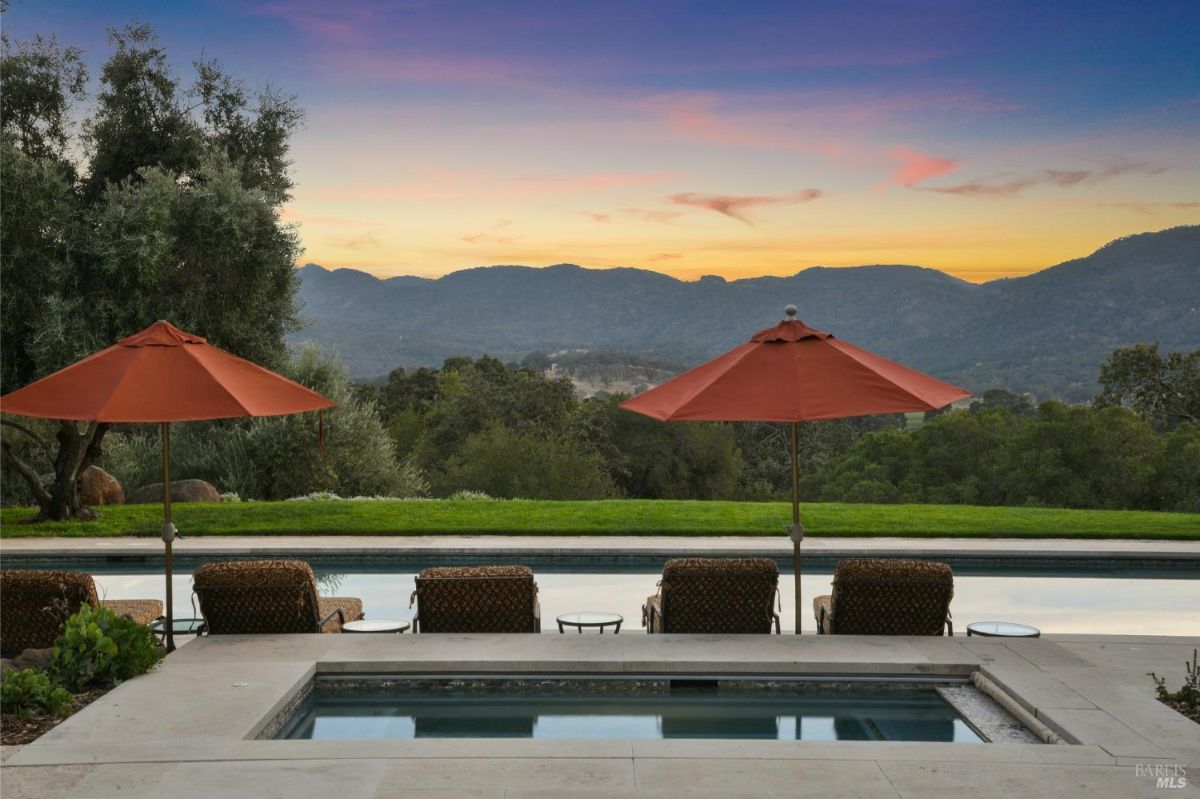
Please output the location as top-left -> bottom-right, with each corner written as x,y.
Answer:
0,569 -> 163,656
413,565 -> 539,633
193,559 -> 363,634
822,558 -> 954,635
649,557 -> 780,634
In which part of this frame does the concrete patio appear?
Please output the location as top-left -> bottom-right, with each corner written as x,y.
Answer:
3,632 -> 1197,798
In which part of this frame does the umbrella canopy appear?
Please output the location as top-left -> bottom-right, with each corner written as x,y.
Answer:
620,312 -> 969,423
1,321 -> 333,651
1,321 -> 332,422
620,307 -> 970,633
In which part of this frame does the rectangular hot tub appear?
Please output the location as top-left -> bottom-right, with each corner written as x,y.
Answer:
268,677 -> 999,743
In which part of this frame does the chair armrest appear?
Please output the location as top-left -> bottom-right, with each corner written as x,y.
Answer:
531,598 -> 541,633
318,606 -> 346,632
412,615 -> 420,633
813,595 -> 833,634
771,611 -> 781,635
945,615 -> 954,637
644,595 -> 663,634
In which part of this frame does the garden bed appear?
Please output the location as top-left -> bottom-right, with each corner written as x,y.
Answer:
1,687 -> 106,746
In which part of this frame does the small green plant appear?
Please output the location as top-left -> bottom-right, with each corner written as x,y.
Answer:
1149,648 -> 1200,710
49,605 -> 163,692
0,668 -> 73,719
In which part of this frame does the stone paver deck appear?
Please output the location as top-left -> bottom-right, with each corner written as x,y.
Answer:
3,633 -> 1198,798
4,535 -> 1198,563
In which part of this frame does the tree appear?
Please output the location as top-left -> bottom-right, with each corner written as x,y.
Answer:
0,24 -> 304,520
0,32 -> 87,163
1096,343 -> 1200,429
969,388 -> 1035,418
440,422 -> 614,500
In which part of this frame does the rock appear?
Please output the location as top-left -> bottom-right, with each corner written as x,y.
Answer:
78,466 -> 123,505
127,479 -> 222,505
1,648 -> 56,673
36,466 -> 124,505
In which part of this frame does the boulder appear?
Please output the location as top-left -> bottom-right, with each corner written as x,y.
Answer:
78,466 -> 123,505
1,648 -> 56,673
127,479 -> 222,505
36,466 -> 124,505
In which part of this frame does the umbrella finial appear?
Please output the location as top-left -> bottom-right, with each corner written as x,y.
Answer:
784,305 -> 797,319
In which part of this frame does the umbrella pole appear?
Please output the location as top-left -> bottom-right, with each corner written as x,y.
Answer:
789,422 -> 803,635
161,422 -> 175,653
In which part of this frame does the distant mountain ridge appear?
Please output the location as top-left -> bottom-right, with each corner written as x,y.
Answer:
292,226 -> 1200,400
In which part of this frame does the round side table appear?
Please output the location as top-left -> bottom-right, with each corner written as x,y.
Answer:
557,611 -> 623,634
150,617 -> 206,640
342,619 -> 410,634
966,621 -> 1040,638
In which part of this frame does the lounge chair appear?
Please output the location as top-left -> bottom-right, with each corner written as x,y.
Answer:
410,566 -> 540,633
813,558 -> 954,635
0,569 -> 164,657
643,558 -> 781,634
192,560 -> 363,634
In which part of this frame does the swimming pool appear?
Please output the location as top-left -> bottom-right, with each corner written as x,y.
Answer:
273,677 -> 987,742
13,556 -> 1198,634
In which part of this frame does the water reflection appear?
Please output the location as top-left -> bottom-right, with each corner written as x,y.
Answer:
85,567 -> 1199,635
287,691 -> 980,742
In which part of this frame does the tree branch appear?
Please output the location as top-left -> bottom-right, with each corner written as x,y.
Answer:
1,440 -> 53,507
0,418 -> 56,465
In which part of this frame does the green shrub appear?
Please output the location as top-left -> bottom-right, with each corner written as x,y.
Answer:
49,605 -> 163,691
1150,649 -> 1200,710
1,668 -> 73,718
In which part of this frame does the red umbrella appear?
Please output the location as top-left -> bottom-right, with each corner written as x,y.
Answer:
1,321 -> 333,650
620,307 -> 970,632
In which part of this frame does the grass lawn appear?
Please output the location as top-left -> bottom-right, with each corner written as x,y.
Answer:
1,499 -> 1198,539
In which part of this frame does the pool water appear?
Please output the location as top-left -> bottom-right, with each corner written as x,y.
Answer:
50,561 -> 1200,635
278,684 -> 984,742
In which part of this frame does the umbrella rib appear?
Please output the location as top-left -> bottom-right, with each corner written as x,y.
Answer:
181,345 -> 256,417
89,350 -> 150,422
668,343 -> 761,420
825,340 -> 947,409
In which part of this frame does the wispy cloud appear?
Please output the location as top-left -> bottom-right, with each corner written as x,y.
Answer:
648,252 -> 682,262
889,146 -> 961,187
1098,200 -> 1199,213
622,207 -> 685,225
669,189 -> 824,225
325,232 -> 383,251
580,207 -> 684,225
311,168 -> 674,203
251,1 -> 404,41
923,160 -> 1167,197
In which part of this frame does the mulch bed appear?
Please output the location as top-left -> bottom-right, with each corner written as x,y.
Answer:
1159,697 -> 1200,725
0,688 -> 107,746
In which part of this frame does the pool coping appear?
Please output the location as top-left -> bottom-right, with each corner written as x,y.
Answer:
4,633 -> 1198,798
4,534 -> 1198,563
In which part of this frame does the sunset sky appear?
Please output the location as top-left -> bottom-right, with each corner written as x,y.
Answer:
7,1 -> 1199,282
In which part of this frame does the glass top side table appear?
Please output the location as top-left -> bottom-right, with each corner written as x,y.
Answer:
966,621 -> 1041,638
556,611 -> 623,634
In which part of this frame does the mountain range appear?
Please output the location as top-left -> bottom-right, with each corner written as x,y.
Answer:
291,225 -> 1200,401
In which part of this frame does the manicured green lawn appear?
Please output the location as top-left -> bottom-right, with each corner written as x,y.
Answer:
1,500 -> 1198,539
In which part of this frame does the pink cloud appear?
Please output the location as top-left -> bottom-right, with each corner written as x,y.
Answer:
622,207 -> 685,225
890,146 -> 961,187
580,212 -> 612,223
251,1 -> 399,41
669,189 -> 824,225
648,252 -> 682,262
924,160 -> 1167,198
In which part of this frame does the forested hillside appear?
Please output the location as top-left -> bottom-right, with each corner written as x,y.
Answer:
296,226 -> 1200,400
